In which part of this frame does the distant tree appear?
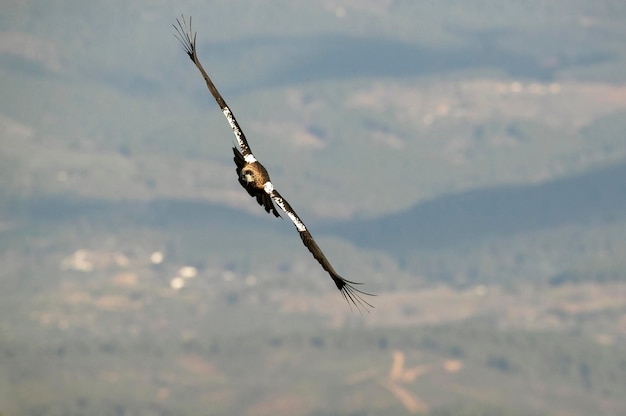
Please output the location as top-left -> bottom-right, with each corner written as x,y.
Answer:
311,336 -> 325,348
579,361 -> 593,391
486,354 -> 514,373
118,144 -> 132,157
378,336 -> 388,350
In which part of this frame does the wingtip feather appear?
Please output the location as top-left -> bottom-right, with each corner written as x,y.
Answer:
335,277 -> 375,313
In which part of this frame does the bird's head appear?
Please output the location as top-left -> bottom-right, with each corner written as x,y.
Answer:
242,169 -> 255,184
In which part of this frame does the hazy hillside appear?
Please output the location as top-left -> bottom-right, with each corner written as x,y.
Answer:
1,1 -> 626,415
333,159 -> 626,252
2,0 -> 626,218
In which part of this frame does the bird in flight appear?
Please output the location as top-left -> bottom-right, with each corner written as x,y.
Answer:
174,16 -> 373,311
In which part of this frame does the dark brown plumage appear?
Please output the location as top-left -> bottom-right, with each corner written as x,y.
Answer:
232,147 -> 279,217
174,16 -> 373,312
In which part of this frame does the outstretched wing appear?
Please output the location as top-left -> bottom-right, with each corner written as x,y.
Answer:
232,147 -> 280,217
175,16 -> 373,311
268,187 -> 373,312
174,16 -> 253,157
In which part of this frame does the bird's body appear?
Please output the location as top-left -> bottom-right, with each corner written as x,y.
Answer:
174,16 -> 372,311
232,148 -> 280,217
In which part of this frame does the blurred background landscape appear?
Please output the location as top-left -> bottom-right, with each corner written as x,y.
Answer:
1,1 -> 626,415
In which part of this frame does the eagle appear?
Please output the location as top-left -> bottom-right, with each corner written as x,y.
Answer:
174,16 -> 373,311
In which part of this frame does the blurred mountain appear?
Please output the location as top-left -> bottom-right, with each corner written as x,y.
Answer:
331,159 -> 626,253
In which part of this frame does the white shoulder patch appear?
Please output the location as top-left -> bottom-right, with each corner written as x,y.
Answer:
244,154 -> 257,163
263,181 -> 274,194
